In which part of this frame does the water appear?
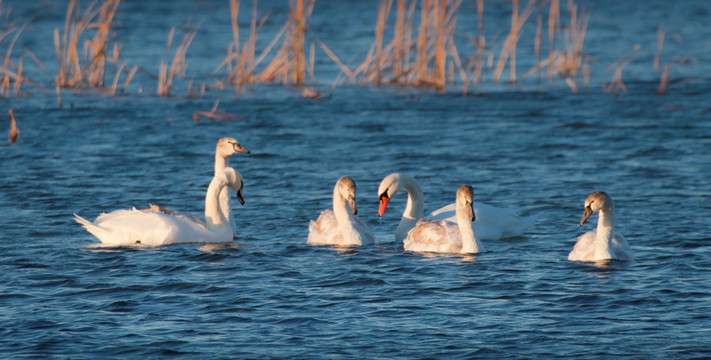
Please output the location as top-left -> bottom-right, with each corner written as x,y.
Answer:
1,0 -> 711,358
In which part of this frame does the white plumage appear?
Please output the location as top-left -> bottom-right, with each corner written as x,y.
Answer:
404,185 -> 484,254
308,176 -> 375,247
377,173 -> 536,242
568,191 -> 633,262
74,167 -> 244,247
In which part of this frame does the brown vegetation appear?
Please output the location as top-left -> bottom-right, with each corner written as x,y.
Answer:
7,108 -> 20,144
193,99 -> 240,121
157,24 -> 198,97
255,0 -> 314,84
351,0 -> 466,92
0,0 -> 695,101
54,0 -> 122,89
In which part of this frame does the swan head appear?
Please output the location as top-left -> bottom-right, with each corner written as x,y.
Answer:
217,137 -> 250,158
456,185 -> 476,222
377,173 -> 407,217
336,175 -> 358,215
217,167 -> 245,205
580,191 -> 613,226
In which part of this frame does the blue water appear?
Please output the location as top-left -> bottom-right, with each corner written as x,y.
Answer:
2,0 -> 711,358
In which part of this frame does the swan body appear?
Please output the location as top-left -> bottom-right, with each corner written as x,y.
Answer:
568,191 -> 633,262
404,185 -> 484,254
308,176 -> 375,247
377,173 -> 535,242
74,167 -> 244,246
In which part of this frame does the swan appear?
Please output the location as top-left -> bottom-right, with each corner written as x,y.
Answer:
404,185 -> 484,254
568,191 -> 633,262
74,167 -> 245,246
377,173 -> 424,243
377,173 -> 536,242
308,176 -> 375,247
215,137 -> 249,232
147,137 -> 249,232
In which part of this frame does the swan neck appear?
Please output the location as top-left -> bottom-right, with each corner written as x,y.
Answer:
594,208 -> 614,258
204,178 -> 231,236
395,177 -> 424,242
457,210 -> 482,254
215,153 -> 228,174
332,187 -> 360,245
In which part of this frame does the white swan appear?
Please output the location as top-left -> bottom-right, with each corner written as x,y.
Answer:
74,167 -> 245,246
568,191 -> 633,262
404,185 -> 484,254
215,137 -> 249,232
377,173 -> 536,242
308,176 -> 375,247
377,173 -> 425,243
148,137 -> 249,232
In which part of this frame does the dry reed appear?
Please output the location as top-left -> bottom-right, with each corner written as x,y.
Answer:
353,0 -> 465,92
54,0 -> 122,90
255,0 -> 314,85
654,24 -> 664,72
493,0 -> 535,83
157,24 -> 198,97
0,5 -> 38,97
604,44 -> 640,95
523,0 -> 588,92
657,63 -> 669,95
212,0 -> 271,91
192,99 -> 239,121
7,108 -> 20,144
464,0 -> 487,88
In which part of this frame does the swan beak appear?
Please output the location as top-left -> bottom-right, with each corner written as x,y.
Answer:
232,142 -> 250,154
349,196 -> 358,215
580,206 -> 593,226
467,202 -> 475,222
378,194 -> 390,217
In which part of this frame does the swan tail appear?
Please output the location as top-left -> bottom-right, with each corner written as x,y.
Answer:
74,213 -> 112,243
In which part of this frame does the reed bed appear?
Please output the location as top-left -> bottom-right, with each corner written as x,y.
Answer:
0,3 -> 43,97
351,0 -> 466,92
0,0 -> 696,102
54,0 -> 122,89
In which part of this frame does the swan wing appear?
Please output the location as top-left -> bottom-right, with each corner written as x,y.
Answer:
430,201 -> 536,240
142,204 -> 208,229
568,230 -> 596,261
351,215 -> 375,245
404,218 -> 461,253
430,203 -> 456,222
611,233 -> 634,261
307,209 -> 343,245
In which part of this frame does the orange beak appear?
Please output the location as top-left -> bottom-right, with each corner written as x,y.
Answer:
378,194 -> 390,217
